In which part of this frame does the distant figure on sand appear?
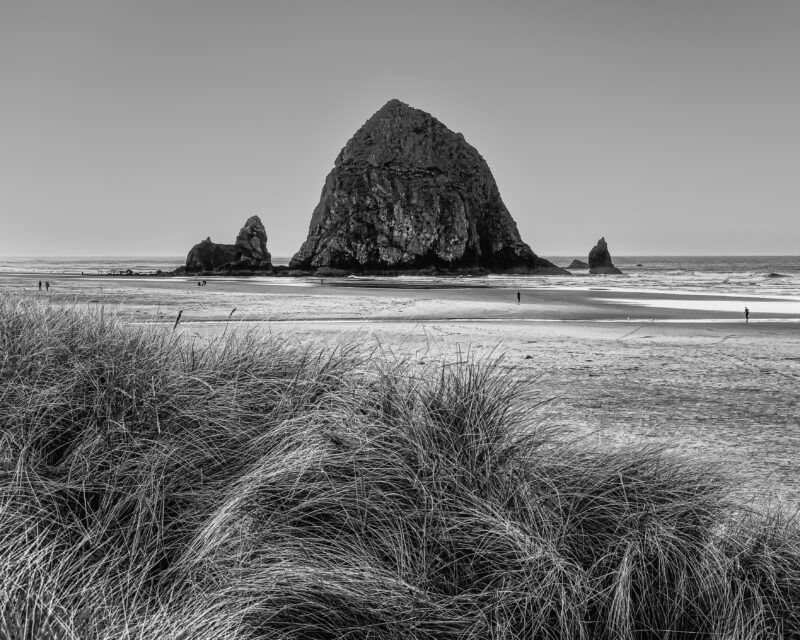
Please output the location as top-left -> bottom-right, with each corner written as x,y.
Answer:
745,306 -> 750,323
517,291 -> 521,304
38,281 -> 42,291
45,281 -> 49,291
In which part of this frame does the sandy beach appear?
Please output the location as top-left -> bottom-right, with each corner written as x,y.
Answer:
3,272 -> 799,505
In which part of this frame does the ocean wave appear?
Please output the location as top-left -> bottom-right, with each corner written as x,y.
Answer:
1,257 -> 798,298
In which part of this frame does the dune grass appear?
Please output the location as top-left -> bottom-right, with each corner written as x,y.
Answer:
1,293 -> 799,639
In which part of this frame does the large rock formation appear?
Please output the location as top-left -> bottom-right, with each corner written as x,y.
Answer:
185,215 -> 272,272
290,99 -> 565,274
588,237 -> 622,274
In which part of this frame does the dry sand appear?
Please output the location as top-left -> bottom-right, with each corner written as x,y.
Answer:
4,272 -> 799,505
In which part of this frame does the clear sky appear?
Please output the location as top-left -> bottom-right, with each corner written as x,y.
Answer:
1,0 -> 798,257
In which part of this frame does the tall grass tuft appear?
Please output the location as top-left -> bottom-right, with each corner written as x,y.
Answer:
1,294 -> 799,639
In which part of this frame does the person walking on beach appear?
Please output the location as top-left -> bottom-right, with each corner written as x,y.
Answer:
38,281 -> 42,291
516,290 -> 521,304
45,281 -> 49,292
745,306 -> 750,323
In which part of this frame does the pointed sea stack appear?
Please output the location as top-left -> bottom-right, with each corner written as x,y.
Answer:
588,237 -> 622,274
185,215 -> 272,273
290,99 -> 565,274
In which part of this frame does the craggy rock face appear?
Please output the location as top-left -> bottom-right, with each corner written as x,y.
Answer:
232,215 -> 272,269
185,216 -> 272,272
290,99 -> 564,273
588,237 -> 622,274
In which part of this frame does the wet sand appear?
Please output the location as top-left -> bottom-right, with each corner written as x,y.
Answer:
3,272 -> 799,505
5,272 -> 799,323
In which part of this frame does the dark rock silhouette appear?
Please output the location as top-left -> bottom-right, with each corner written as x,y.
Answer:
232,215 -> 272,269
588,237 -> 622,274
566,259 -> 589,270
290,99 -> 565,274
186,215 -> 272,273
185,238 -> 237,272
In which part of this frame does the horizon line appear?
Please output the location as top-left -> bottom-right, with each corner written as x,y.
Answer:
2,253 -> 799,259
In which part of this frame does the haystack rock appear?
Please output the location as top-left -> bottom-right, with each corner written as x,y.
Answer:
185,215 -> 272,272
290,99 -> 565,274
588,237 -> 622,274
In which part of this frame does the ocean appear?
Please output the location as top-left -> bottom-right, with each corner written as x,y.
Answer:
1,255 -> 798,298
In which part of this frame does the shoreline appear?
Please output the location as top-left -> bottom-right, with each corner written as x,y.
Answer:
3,271 -> 798,323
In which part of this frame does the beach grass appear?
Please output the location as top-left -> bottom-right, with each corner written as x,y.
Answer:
1,294 -> 799,639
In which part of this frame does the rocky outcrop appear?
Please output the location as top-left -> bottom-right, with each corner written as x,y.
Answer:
588,237 -> 622,274
185,238 -> 237,272
185,215 -> 272,272
290,99 -> 565,274
232,215 -> 272,269
566,259 -> 589,270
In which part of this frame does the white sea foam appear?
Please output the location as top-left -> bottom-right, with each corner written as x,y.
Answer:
2,256 -> 798,298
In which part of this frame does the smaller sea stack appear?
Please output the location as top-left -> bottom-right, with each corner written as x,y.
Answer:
566,259 -> 589,270
185,215 -> 272,273
588,237 -> 622,274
